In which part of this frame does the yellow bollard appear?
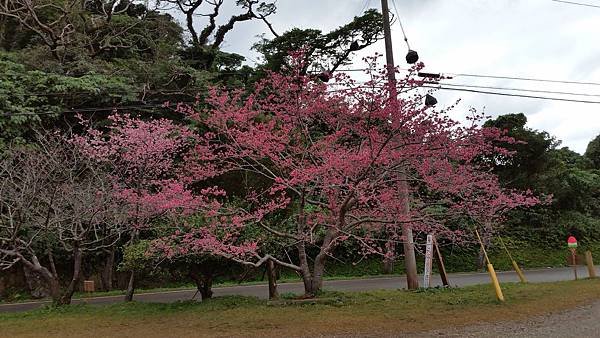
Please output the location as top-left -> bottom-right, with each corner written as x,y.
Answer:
585,251 -> 597,278
487,263 -> 505,302
499,237 -> 527,283
512,260 -> 528,283
475,228 -> 505,302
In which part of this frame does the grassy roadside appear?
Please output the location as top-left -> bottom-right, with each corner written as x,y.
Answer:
0,244 -> 589,304
0,247 -> 580,304
2,279 -> 600,338
0,274 -> 404,304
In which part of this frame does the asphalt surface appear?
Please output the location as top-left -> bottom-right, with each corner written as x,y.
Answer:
0,265 -> 595,313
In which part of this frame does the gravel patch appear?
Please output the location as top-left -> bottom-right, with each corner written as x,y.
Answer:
409,300 -> 600,338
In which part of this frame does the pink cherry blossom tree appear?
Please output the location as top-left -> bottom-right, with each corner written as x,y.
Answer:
71,114 -> 207,301
151,55 -> 542,296
159,55 -> 540,296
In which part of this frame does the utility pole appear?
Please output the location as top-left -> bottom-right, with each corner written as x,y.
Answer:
380,0 -> 419,290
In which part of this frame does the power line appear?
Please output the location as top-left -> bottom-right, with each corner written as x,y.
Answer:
390,0 -> 411,50
550,0 -> 600,9
330,79 -> 600,98
3,102 -> 193,117
448,71 -> 600,86
357,0 -> 371,15
422,85 -> 600,104
441,82 -> 600,97
336,67 -> 600,86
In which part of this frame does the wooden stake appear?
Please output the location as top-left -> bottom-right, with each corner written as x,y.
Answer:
570,248 -> 578,280
267,259 -> 279,300
585,251 -> 597,278
433,237 -> 449,287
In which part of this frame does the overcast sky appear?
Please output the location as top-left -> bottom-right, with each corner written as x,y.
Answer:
173,0 -> 600,154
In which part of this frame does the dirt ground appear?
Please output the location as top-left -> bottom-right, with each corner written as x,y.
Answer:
410,300 -> 600,338
3,280 -> 600,338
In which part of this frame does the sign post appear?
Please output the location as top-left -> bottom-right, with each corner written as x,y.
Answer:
423,234 -> 434,288
568,236 -> 578,280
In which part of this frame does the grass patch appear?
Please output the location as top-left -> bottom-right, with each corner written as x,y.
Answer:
2,279 -> 600,337
3,244 -> 593,304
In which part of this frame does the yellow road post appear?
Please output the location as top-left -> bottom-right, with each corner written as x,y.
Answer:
475,229 -> 504,302
498,237 -> 527,283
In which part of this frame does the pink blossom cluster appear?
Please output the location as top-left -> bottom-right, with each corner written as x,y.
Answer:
72,54 -> 543,267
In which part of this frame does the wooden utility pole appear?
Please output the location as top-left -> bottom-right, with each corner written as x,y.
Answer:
380,0 -> 419,290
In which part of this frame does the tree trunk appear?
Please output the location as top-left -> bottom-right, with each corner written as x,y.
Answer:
58,246 -> 83,305
47,277 -> 62,305
189,265 -> 213,300
297,229 -> 336,297
124,228 -> 140,302
301,274 -> 322,297
23,264 -> 50,299
48,250 -> 58,279
101,248 -> 115,291
267,260 -> 279,300
383,239 -> 395,274
477,247 -> 486,271
124,270 -> 135,302
199,275 -> 213,300
402,223 -> 419,289
300,251 -> 327,297
477,231 -> 492,271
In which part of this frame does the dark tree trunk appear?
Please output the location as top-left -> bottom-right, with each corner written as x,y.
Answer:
47,277 -> 62,305
124,270 -> 135,302
23,264 -> 50,299
189,265 -> 213,300
477,247 -> 486,271
58,246 -> 83,305
477,233 -> 492,271
383,258 -> 395,274
124,228 -> 140,302
48,250 -> 58,279
199,276 -> 213,300
267,260 -> 279,300
101,248 -> 115,291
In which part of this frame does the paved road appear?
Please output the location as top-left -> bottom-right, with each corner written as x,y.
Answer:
0,265 -> 595,313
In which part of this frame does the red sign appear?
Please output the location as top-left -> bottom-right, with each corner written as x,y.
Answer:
568,236 -> 578,248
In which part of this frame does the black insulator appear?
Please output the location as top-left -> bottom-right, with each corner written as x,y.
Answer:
349,41 -> 360,52
425,94 -> 438,106
317,72 -> 330,82
417,72 -> 441,79
406,49 -> 419,64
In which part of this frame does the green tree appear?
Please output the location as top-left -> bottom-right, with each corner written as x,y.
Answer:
0,52 -> 136,148
485,113 -> 600,246
254,9 -> 384,76
585,134 -> 600,169
483,113 -> 558,190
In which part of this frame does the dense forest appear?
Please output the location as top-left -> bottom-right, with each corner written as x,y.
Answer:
1,1 -> 598,304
